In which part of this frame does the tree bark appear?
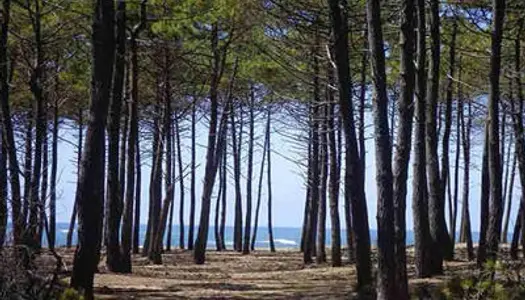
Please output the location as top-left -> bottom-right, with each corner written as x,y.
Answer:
366,0 -> 397,298
266,109 -> 276,252
106,0 -> 126,272
70,0 -> 115,297
391,0 -> 415,296
67,109 -> 83,248
231,104 -> 243,252
328,0 -> 371,289
412,0 -> 432,278
175,114 -> 185,249
243,86 -> 256,254
484,0 -> 506,263
188,96 -> 197,250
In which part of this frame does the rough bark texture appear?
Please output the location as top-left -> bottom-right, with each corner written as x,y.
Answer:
412,0 -> 432,278
70,1 -> 115,298
366,0 -> 396,298
328,0 -> 371,290
391,0 -> 415,296
484,0 -> 505,263
106,0 -> 126,272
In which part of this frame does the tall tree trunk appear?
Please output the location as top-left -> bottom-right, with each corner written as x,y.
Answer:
188,97 -> 197,250
0,0 -> 23,244
316,103 -> 328,264
412,0 -> 432,278
193,32 -> 234,264
326,65 -> 341,267
366,0 -> 397,298
175,114 -> 185,249
133,133 -> 141,254
0,113 -> 7,249
266,109 -> 276,252
392,0 -> 415,297
441,17 -> 458,260
70,0 -> 115,297
304,45 -> 321,263
510,200 -> 523,259
328,0 -> 371,289
477,129 -> 491,266
484,0 -> 506,263
243,86 -> 256,254
502,154 -> 516,243
459,95 -> 474,260
49,79 -> 59,250
426,0 -> 450,274
251,111 -> 268,251
40,105 -> 49,247
231,104 -> 243,252
23,112 -> 33,226
106,0 -> 126,272
67,109 -> 83,248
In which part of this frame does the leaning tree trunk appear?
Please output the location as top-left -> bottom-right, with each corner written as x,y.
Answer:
328,0 -> 371,290
366,0 -> 397,298
70,1 -> 115,298
502,153 -> 516,243
251,112 -> 269,251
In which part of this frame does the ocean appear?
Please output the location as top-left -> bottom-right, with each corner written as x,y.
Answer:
52,223 -> 494,249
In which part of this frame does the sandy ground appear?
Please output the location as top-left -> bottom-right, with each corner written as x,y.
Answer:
45,244 -> 496,299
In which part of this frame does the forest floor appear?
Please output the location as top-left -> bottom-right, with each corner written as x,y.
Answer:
46,244 -> 506,299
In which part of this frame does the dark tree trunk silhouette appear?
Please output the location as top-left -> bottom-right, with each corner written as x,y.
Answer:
49,78 -> 59,250
477,129 -> 490,266
0,115 -> 6,249
0,0 -> 23,244
316,103 -> 328,264
266,109 -> 276,252
23,111 -> 33,227
326,65 -> 341,267
426,0 -> 450,274
243,86 -> 256,254
328,0 -> 371,289
484,0 -> 505,263
106,0 -> 126,272
251,109 -> 269,251
67,109 -> 83,248
231,104 -> 243,252
188,96 -> 197,250
122,0 -> 147,265
391,0 -> 415,296
366,0 -> 397,298
412,0 -> 432,278
70,0 -> 115,297
175,114 -> 185,249
441,17 -> 458,260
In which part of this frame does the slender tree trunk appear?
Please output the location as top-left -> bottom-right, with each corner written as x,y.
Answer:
266,109 -> 276,252
0,0 -> 23,244
510,200 -> 523,259
133,133 -> 141,254
412,0 -> 432,278
175,114 -> 185,249
67,109 -> 83,248
49,79 -> 59,250
0,112 -> 7,249
366,0 -> 397,298
441,18 -> 458,260
484,0 -> 506,263
23,112 -> 33,227
70,1 -> 115,297
392,0 -> 415,296
328,0 -> 371,289
214,141 -> 224,251
106,0 -> 126,272
502,154 -> 516,243
40,105 -> 49,247
426,0 -> 450,274
188,97 -> 197,250
251,112 -> 268,251
231,104 -> 243,252
326,66 -> 341,267
477,129 -> 491,266
316,103 -> 328,264
459,96 -> 474,260
243,86 -> 256,254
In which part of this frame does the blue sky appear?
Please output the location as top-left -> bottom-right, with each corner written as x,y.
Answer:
50,109 -> 519,234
